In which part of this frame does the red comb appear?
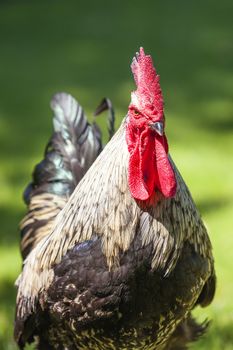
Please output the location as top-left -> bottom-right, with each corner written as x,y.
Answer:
131,47 -> 164,120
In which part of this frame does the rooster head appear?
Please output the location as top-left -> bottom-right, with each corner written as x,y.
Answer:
126,47 -> 177,201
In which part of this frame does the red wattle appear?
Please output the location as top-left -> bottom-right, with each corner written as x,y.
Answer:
126,125 -> 176,201
154,136 -> 177,198
127,126 -> 156,200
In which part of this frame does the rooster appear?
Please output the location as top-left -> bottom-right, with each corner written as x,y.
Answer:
15,48 -> 215,350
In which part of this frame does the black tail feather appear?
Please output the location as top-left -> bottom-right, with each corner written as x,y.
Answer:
94,97 -> 115,141
21,92 -> 115,258
24,93 -> 114,204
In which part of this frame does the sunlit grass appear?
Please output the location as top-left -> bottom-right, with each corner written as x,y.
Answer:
0,0 -> 232,349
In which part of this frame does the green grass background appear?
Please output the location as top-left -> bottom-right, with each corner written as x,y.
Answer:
0,0 -> 232,349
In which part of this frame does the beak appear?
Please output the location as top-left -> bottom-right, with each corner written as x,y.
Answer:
150,121 -> 164,136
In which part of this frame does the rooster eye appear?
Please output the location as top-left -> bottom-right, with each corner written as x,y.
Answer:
134,110 -> 139,115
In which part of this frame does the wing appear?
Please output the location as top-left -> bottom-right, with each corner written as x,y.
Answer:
14,235 -> 155,348
15,227 -> 214,349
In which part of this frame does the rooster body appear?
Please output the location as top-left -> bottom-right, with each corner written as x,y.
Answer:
15,49 -> 215,350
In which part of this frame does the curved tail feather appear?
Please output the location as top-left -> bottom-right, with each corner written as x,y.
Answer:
20,92 -> 114,259
94,97 -> 115,140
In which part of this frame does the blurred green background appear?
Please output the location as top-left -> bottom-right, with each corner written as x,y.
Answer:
0,0 -> 232,349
